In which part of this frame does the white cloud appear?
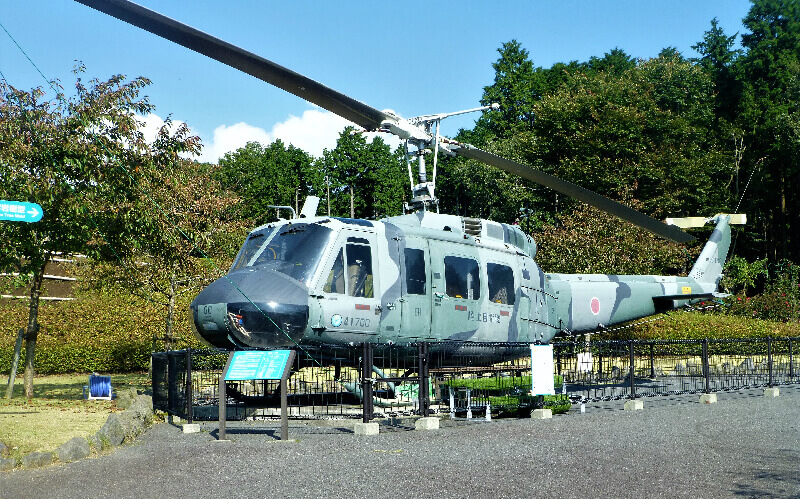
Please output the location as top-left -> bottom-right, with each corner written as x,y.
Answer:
139,110 -> 402,164
198,121 -> 273,163
136,113 -> 183,144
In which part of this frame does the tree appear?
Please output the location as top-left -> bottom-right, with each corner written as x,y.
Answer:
587,47 -> 637,75
534,204 -> 695,275
84,159 -> 243,352
737,0 -> 800,262
0,71 -> 199,398
691,17 -> 743,121
319,128 -> 406,219
216,140 -> 313,223
473,40 -> 540,141
525,55 -> 732,220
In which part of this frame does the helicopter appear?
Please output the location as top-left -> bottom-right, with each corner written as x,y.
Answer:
78,0 -> 745,357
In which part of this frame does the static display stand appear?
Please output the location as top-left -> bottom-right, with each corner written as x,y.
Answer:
218,350 -> 296,441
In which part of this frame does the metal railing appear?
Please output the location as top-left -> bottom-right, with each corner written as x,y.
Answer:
553,337 -> 800,401
151,337 -> 800,421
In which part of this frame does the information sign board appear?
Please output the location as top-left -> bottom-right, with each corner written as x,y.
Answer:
0,200 -> 43,223
224,350 -> 293,381
530,344 -> 555,395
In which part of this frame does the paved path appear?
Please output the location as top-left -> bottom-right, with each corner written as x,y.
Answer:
3,387 -> 799,498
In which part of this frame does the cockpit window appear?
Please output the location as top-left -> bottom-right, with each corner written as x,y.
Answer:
229,227 -> 276,272
229,223 -> 334,285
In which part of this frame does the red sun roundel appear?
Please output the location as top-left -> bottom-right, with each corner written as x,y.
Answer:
590,297 -> 601,315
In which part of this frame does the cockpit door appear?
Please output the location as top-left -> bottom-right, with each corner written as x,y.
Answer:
317,230 -> 381,343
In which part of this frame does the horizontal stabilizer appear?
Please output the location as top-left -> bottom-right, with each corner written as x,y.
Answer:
665,214 -> 747,229
652,293 -> 714,302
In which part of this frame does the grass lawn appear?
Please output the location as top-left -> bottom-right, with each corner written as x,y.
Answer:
0,373 -> 150,461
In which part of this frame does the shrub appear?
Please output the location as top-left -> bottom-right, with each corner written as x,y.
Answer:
0,289 -> 205,374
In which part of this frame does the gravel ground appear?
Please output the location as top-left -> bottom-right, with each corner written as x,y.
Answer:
2,386 -> 799,498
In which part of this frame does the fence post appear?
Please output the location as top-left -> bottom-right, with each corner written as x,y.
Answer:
597,343 -> 603,380
629,340 -> 636,399
185,349 -> 193,424
789,338 -> 795,378
767,337 -> 773,388
556,344 -> 562,377
361,342 -> 373,423
702,339 -> 710,394
649,342 -> 655,379
418,342 -> 430,417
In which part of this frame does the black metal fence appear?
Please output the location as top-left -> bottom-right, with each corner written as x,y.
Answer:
151,337 -> 800,422
554,337 -> 800,402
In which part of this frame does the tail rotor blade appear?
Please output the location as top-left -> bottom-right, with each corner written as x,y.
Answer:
453,145 -> 696,243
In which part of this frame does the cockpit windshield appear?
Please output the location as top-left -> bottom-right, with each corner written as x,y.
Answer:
229,226 -> 277,272
229,223 -> 334,285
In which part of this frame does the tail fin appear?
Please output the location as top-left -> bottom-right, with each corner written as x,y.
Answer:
665,214 -> 746,288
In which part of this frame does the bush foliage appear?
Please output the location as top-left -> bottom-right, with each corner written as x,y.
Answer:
0,289 -> 205,375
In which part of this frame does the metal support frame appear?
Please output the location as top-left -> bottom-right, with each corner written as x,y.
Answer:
629,341 -> 636,399
702,339 -> 710,394
418,342 -> 430,418
767,337 -> 774,388
185,349 -> 193,424
361,342 -> 373,423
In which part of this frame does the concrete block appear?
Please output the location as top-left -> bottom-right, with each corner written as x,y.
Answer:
414,417 -> 439,430
699,393 -> 717,404
624,400 -> 644,411
182,423 -> 201,434
531,408 -> 552,419
353,422 -> 379,436
764,387 -> 780,398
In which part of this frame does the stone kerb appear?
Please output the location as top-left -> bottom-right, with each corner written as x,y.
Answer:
2,390 -> 155,471
56,436 -> 91,463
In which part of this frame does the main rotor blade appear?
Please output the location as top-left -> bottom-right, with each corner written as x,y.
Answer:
76,0 -> 389,131
453,146 -> 696,243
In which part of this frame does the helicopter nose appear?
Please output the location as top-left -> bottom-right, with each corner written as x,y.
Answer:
190,269 -> 309,349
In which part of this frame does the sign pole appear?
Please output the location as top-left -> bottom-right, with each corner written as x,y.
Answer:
280,351 -> 296,441
219,350 -> 295,441
218,352 -> 235,441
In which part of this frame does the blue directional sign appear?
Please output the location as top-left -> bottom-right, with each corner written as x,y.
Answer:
224,350 -> 293,380
0,200 -> 43,223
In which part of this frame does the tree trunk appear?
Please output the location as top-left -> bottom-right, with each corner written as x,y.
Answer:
23,261 -> 46,400
165,273 -> 177,351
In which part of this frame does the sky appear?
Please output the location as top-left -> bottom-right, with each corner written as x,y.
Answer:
2,1 -> 752,163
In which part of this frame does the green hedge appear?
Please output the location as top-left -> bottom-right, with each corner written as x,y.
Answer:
0,290 -> 203,374
595,309 -> 800,341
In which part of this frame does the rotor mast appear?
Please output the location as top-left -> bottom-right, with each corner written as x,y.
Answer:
400,104 -> 499,212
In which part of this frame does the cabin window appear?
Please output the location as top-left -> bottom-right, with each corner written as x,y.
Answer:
404,248 -> 426,295
346,242 -> 373,298
323,248 -> 345,294
444,256 -> 480,300
488,263 -> 515,305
